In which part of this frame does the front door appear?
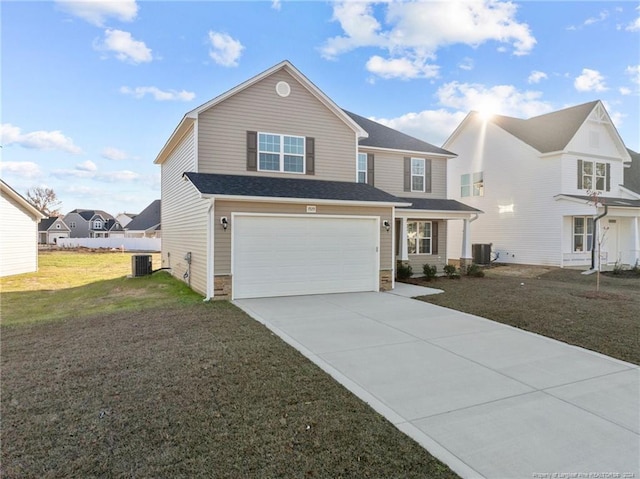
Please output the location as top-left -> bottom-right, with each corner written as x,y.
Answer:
602,219 -> 619,264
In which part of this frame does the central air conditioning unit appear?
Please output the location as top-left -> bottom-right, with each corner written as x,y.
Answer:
131,254 -> 152,277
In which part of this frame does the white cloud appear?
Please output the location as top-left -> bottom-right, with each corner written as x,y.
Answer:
95,29 -> 152,64
574,68 -> 607,92
321,1 -> 535,79
528,70 -> 548,84
208,31 -> 244,67
619,87 -> 632,95
584,10 -> 609,26
436,81 -> 553,118
366,55 -> 439,80
56,0 -> 138,26
102,147 -> 130,161
372,109 -> 468,147
76,160 -> 97,172
458,57 -> 474,71
625,65 -> 640,85
120,86 -> 195,101
1,123 -> 82,154
0,161 -> 42,179
98,170 -> 140,182
626,6 -> 640,31
271,0 -> 281,11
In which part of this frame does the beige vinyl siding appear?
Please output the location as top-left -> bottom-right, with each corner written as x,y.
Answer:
0,193 -> 39,277
161,128 -> 209,295
364,149 -> 447,198
198,70 -> 356,181
214,201 -> 393,275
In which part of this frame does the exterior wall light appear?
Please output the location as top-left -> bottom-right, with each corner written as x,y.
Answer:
383,220 -> 391,232
220,217 -> 229,230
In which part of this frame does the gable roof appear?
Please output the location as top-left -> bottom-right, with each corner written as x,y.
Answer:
126,200 -> 161,231
489,101 -> 599,153
0,180 -> 46,220
154,60 -> 368,165
184,172 -> 408,206
625,148 -> 640,195
343,110 -> 456,157
38,217 -> 69,231
67,209 -> 114,221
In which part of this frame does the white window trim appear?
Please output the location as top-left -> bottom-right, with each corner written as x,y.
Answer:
573,216 -> 594,253
579,160 -> 607,192
411,158 -> 425,192
357,152 -> 367,184
257,131 -> 306,175
407,220 -> 432,255
461,171 -> 484,197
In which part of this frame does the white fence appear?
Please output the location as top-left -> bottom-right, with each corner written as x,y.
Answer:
57,237 -> 161,252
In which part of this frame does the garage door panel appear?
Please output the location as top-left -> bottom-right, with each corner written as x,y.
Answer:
233,215 -> 378,299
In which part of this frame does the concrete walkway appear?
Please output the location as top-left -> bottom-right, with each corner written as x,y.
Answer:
234,291 -> 640,479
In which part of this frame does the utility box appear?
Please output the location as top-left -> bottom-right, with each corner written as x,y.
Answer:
472,244 -> 491,265
131,254 -> 152,277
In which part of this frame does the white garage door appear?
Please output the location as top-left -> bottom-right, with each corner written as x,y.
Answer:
233,215 -> 379,299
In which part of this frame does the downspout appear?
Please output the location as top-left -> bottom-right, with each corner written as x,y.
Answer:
204,198 -> 215,301
591,204 -> 608,270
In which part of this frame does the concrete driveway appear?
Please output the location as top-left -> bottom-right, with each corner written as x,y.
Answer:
234,286 -> 640,479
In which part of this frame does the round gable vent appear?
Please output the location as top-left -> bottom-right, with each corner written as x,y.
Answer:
276,81 -> 291,97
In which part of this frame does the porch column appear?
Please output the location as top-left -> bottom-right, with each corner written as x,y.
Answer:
633,216 -> 640,265
461,218 -> 473,265
399,217 -> 409,261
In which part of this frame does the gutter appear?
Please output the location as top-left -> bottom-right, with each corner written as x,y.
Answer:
591,203 -> 609,270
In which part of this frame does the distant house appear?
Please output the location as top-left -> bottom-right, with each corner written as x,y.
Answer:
64,209 -> 115,238
125,200 -> 161,238
444,101 -> 640,268
38,217 -> 70,244
0,180 -> 45,277
106,219 -> 126,238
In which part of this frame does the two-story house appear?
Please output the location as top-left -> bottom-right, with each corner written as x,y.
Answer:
155,61 -> 479,300
444,101 -> 640,269
64,209 -> 116,238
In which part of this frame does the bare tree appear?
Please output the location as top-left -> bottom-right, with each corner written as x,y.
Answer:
25,186 -> 62,217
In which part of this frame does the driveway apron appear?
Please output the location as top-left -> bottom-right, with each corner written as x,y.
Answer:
234,289 -> 640,479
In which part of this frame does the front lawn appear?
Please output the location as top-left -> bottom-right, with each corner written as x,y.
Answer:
411,265 -> 639,365
1,251 -> 457,478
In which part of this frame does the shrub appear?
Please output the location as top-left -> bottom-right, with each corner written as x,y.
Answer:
612,262 -> 625,275
633,261 -> 640,276
396,263 -> 413,280
466,263 -> 485,277
443,264 -> 460,279
422,264 -> 437,281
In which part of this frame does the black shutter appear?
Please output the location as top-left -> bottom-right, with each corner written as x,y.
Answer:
306,137 -> 315,175
606,163 -> 611,191
404,157 -> 411,191
431,221 -> 438,254
425,159 -> 432,193
247,131 -> 257,171
577,159 -> 583,189
367,153 -> 375,186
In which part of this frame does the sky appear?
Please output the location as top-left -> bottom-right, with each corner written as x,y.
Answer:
1,0 -> 639,216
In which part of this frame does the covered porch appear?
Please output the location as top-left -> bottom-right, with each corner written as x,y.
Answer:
394,198 -> 482,276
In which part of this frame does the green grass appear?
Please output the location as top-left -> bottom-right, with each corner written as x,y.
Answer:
1,251 -> 202,325
1,252 -> 458,478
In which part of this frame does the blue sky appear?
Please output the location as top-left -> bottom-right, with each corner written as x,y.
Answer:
2,0 -> 639,215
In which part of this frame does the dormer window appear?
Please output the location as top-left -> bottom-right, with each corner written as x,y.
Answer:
93,219 -> 103,229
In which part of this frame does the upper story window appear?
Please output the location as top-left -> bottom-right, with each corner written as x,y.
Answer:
70,222 -> 76,228
258,132 -> 304,173
55,224 -> 61,229
411,158 -> 425,192
93,219 -> 103,229
461,172 -> 484,197
578,160 -> 609,191
357,153 -> 367,183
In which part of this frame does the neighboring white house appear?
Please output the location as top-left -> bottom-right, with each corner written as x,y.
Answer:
0,180 -> 45,277
444,101 -> 640,268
